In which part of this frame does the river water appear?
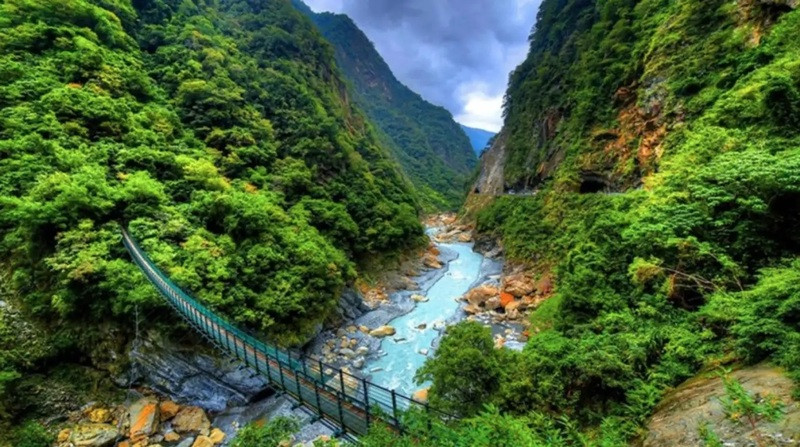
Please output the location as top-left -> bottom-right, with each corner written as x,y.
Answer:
365,233 -> 489,395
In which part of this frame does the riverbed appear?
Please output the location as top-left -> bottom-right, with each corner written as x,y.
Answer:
366,237 -> 487,394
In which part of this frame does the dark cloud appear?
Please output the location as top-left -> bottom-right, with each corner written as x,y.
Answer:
304,0 -> 541,131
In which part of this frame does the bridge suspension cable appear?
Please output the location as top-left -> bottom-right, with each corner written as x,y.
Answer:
121,227 -> 451,437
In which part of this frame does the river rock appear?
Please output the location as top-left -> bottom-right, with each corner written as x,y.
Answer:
173,406 -> 211,436
339,348 -> 356,358
164,431 -> 181,442
208,428 -> 225,444
485,296 -> 502,310
464,303 -> 481,314
369,326 -> 396,337
504,274 -> 535,297
417,323 -> 427,330
191,435 -> 214,447
423,252 -> 442,269
339,288 -> 371,320
458,232 -> 473,242
58,428 -> 71,443
358,325 -> 369,334
464,284 -> 498,306
356,346 -> 369,356
411,294 -> 428,302
177,437 -> 195,447
353,357 -> 365,369
129,397 -> 159,441
159,400 -> 180,420
419,348 -> 429,356
70,423 -> 119,447
413,388 -> 429,403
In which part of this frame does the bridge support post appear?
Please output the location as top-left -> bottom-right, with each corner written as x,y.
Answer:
278,358 -> 286,391
336,392 -> 345,433
362,378 -> 370,429
294,374 -> 304,406
392,390 -> 401,434
314,381 -> 323,419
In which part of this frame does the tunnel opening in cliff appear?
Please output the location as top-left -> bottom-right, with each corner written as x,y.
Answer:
579,172 -> 612,194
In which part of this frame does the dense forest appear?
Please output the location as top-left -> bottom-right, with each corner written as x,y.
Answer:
0,0 -> 428,433
3,0 -> 800,445
293,2 -> 479,211
390,0 -> 800,444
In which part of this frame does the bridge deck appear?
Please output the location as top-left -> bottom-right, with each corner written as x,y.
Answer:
122,228 -> 448,437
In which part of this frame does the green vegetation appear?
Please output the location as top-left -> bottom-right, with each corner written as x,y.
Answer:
297,5 -> 478,210
437,0 -> 800,442
0,0 -> 426,429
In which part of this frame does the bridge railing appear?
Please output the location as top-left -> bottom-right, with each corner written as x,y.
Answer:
121,227 -> 453,436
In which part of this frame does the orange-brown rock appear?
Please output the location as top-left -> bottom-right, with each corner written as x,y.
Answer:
464,303 -> 481,314
129,398 -> 159,441
208,428 -> 226,444
164,431 -> 180,442
86,407 -> 112,424
485,296 -> 501,310
172,406 -> 210,436
413,387 -> 429,403
499,291 -> 515,308
159,400 -> 180,421
57,428 -> 71,443
504,274 -> 535,297
464,284 -> 498,306
192,436 -> 214,447
505,299 -> 522,312
117,441 -> 130,447
423,252 -> 442,269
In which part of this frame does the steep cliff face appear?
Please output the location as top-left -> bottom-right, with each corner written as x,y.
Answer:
294,3 -> 478,210
488,0 -> 800,194
464,0 -> 800,440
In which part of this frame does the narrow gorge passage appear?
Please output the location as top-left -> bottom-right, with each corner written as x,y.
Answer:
365,229 -> 488,395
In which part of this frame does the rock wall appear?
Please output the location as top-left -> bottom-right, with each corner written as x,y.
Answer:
472,131 -> 508,196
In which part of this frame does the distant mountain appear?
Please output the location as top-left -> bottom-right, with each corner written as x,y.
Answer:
460,125 -> 496,155
293,1 -> 477,210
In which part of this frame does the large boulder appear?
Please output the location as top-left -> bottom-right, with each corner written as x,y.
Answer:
128,397 -> 159,442
503,274 -> 535,297
173,406 -> 211,436
643,365 -> 800,446
369,326 -> 396,337
485,296 -> 502,311
413,388 -> 429,403
423,252 -> 442,269
159,400 -> 180,420
69,423 -> 119,447
129,332 -> 270,412
464,285 -> 499,306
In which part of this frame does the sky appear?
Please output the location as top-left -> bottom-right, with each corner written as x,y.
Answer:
303,0 -> 542,133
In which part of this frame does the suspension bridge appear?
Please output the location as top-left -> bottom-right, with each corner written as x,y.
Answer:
121,227 -> 450,438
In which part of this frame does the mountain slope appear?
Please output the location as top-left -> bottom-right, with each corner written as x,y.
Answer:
294,3 -> 477,210
0,0 -> 425,366
460,124 -> 496,155
451,0 -> 800,441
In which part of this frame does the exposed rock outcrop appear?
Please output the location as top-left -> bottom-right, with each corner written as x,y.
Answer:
129,332 -> 270,412
472,131 -> 508,195
643,365 -> 800,446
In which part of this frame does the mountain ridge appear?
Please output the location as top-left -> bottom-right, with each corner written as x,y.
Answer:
293,2 -> 477,210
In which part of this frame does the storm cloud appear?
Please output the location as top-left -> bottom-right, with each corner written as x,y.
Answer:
303,0 -> 542,132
